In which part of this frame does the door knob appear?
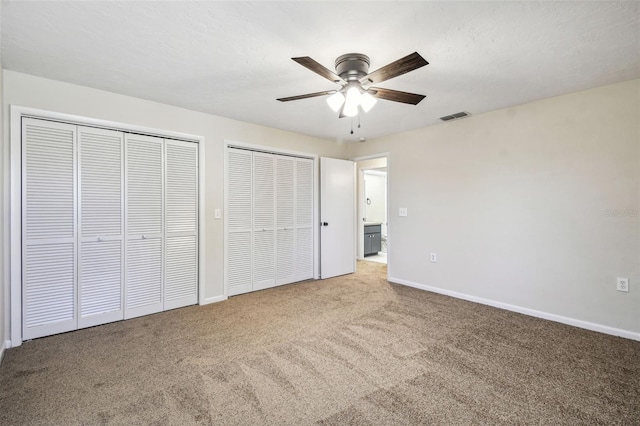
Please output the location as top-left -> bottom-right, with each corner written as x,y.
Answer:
322,222 -> 329,226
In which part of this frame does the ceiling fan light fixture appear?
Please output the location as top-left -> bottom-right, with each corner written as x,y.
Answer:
360,91 -> 377,113
343,101 -> 359,117
326,91 -> 345,112
343,85 -> 362,117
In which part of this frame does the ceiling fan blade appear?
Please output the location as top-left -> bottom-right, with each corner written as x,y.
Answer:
277,90 -> 337,102
292,57 -> 345,84
360,52 -> 428,85
369,87 -> 426,105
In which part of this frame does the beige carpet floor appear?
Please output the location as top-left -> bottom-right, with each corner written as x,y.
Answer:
0,261 -> 639,425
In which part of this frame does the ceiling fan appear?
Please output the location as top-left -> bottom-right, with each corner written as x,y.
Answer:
277,52 -> 428,118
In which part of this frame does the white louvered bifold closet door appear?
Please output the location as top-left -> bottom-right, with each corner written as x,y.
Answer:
253,152 -> 276,291
78,127 -> 125,328
227,148 -> 253,296
295,158 -> 314,281
22,119 -> 78,340
164,140 -> 198,310
125,134 -> 164,319
225,149 -> 315,297
275,156 -> 296,286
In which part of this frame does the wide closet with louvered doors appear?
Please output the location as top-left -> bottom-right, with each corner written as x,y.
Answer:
21,118 -> 199,340
227,148 -> 314,296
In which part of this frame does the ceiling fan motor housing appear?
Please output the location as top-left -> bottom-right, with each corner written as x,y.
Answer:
335,53 -> 370,81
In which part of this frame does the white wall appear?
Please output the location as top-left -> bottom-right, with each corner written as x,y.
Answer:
0,0 -> 6,358
364,173 -> 386,224
349,79 -> 640,337
3,70 -> 348,342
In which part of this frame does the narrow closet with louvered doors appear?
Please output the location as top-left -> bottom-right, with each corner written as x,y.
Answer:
21,117 -> 199,340
226,147 -> 314,296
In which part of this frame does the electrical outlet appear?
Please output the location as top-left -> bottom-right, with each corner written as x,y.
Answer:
399,208 -> 408,217
616,277 -> 629,292
430,253 -> 437,262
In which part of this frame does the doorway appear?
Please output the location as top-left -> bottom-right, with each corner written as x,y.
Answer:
355,155 -> 388,266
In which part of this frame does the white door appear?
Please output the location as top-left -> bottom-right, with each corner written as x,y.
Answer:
22,119 -> 78,340
78,127 -> 125,329
253,152 -> 276,291
227,148 -> 253,296
124,134 -> 164,319
320,157 -> 355,279
275,155 -> 296,286
226,148 -> 316,296
164,139 -> 199,310
295,158 -> 314,282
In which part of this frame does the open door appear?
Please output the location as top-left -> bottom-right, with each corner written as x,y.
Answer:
320,157 -> 355,279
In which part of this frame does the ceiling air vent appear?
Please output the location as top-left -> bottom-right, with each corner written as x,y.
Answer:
440,111 -> 470,121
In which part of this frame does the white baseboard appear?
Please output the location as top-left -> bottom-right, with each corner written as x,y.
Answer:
389,276 -> 640,342
201,295 -> 227,305
0,340 -> 9,365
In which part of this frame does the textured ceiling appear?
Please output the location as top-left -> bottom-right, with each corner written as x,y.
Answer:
2,1 -> 639,142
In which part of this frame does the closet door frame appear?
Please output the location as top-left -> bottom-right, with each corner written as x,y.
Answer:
223,140 -> 320,298
9,106 -> 206,348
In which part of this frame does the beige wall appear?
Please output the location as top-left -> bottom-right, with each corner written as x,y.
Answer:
3,70 -> 348,341
349,79 -> 640,334
0,9 -> 5,354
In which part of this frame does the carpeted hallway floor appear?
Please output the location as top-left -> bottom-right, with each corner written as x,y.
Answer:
0,261 -> 639,425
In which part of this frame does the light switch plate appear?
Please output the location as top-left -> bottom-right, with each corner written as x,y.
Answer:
214,209 -> 222,219
399,207 -> 408,217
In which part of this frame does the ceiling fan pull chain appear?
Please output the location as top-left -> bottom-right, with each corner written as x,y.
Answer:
350,118 -> 354,134
358,114 -> 361,129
